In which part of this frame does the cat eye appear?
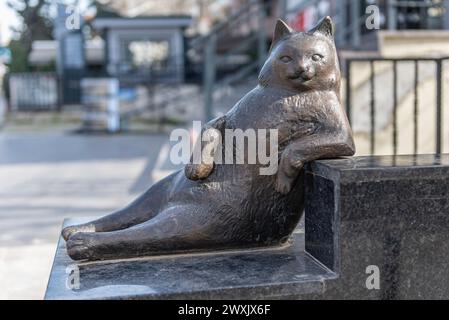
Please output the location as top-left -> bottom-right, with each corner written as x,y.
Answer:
280,56 -> 293,63
312,54 -> 323,62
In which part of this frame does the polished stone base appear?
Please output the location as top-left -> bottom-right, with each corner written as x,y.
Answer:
305,154 -> 449,299
46,154 -> 449,299
45,219 -> 334,300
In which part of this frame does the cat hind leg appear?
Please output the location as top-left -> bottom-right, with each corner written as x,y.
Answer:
66,204 -> 214,260
61,172 -> 176,241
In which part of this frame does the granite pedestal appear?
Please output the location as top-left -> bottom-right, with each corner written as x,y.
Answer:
305,154 -> 449,299
45,154 -> 449,299
45,220 -> 334,299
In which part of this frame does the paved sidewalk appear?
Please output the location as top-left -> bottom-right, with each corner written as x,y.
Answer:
0,132 -> 178,299
0,92 -> 5,127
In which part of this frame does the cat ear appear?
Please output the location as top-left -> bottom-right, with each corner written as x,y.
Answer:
309,16 -> 334,39
270,19 -> 293,51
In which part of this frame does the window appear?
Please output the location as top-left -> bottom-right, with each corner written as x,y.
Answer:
119,38 -> 171,74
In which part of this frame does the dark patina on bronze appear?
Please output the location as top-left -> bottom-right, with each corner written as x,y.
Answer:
62,16 -> 355,261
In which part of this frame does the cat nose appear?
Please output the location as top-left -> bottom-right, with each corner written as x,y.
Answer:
297,60 -> 310,73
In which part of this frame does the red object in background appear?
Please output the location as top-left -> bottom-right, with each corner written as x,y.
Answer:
289,7 -> 317,32
291,11 -> 306,31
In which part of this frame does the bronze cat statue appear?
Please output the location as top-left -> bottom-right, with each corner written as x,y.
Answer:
62,16 -> 355,261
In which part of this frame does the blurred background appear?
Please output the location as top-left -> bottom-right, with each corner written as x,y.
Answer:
0,0 -> 449,299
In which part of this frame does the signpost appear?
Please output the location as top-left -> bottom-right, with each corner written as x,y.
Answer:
0,46 -> 10,126
0,47 -> 11,64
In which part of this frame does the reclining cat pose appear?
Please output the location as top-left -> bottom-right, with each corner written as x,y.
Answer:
62,16 -> 355,261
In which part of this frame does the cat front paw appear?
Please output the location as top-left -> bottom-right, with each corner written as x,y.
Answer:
62,223 -> 95,241
275,163 -> 301,195
66,232 -> 97,261
275,172 -> 296,195
185,163 -> 214,180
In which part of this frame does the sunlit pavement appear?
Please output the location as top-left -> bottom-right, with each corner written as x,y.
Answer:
0,131 -> 180,299
0,94 -> 5,127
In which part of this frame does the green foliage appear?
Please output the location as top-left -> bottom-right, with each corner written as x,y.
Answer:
2,40 -> 28,100
6,0 -> 53,66
3,0 -> 55,99
6,40 -> 29,73
7,0 -> 54,34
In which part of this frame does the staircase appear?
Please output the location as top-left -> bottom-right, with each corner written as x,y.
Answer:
181,0 -> 449,158
186,0 -> 377,121
187,0 -> 269,121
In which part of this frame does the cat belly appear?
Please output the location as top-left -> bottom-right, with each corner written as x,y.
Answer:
161,166 -> 303,244
166,165 -> 253,208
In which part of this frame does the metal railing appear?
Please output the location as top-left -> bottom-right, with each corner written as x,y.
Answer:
387,0 -> 448,30
110,59 -> 187,86
8,73 -> 60,111
190,0 -> 374,121
186,0 -> 449,123
345,56 -> 448,155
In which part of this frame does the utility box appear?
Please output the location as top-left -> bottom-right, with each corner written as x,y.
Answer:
81,78 -> 120,133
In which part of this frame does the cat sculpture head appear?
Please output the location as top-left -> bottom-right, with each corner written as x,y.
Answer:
259,16 -> 340,94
